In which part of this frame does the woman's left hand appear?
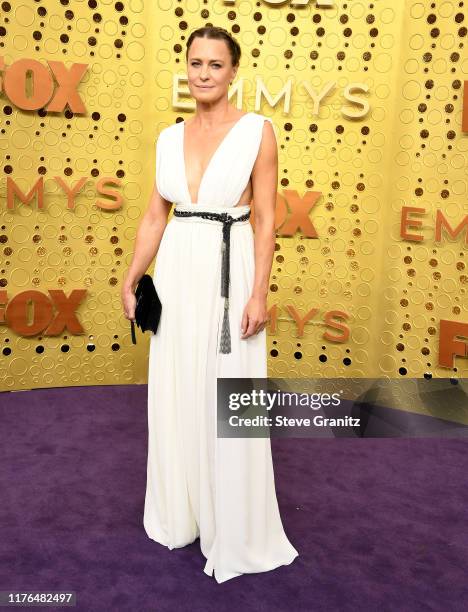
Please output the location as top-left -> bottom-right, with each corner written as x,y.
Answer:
240,295 -> 268,339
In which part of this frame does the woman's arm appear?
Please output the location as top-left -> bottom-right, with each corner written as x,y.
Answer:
121,183 -> 172,317
241,119 -> 278,339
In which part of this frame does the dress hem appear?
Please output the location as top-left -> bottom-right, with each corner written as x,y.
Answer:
206,550 -> 300,584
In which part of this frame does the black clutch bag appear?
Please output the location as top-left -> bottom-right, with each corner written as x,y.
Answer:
130,274 -> 162,344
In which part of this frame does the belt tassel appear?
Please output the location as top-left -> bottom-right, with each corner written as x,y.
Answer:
220,297 -> 231,354
220,239 -> 231,354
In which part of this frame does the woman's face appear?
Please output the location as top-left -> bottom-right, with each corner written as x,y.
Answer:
186,37 -> 237,103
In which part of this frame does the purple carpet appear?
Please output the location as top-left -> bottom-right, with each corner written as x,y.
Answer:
0,385 -> 467,611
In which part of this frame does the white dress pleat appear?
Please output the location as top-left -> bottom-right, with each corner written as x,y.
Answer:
143,112 -> 299,583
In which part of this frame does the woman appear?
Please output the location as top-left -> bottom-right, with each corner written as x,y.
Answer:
122,26 -> 298,583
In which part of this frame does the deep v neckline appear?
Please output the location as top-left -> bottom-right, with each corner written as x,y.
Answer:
182,112 -> 252,204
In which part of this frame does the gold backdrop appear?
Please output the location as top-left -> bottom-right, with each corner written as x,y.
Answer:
1,0 -> 467,391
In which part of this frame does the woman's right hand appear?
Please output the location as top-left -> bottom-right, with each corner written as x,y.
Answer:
121,286 -> 137,323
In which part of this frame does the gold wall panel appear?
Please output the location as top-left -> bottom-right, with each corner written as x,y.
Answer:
0,1 -> 467,390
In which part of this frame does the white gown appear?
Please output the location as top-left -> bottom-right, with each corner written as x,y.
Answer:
143,111 -> 299,583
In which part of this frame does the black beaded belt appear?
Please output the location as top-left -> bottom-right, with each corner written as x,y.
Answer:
172,208 -> 251,354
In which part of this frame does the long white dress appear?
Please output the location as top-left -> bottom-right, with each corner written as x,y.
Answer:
143,111 -> 299,583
